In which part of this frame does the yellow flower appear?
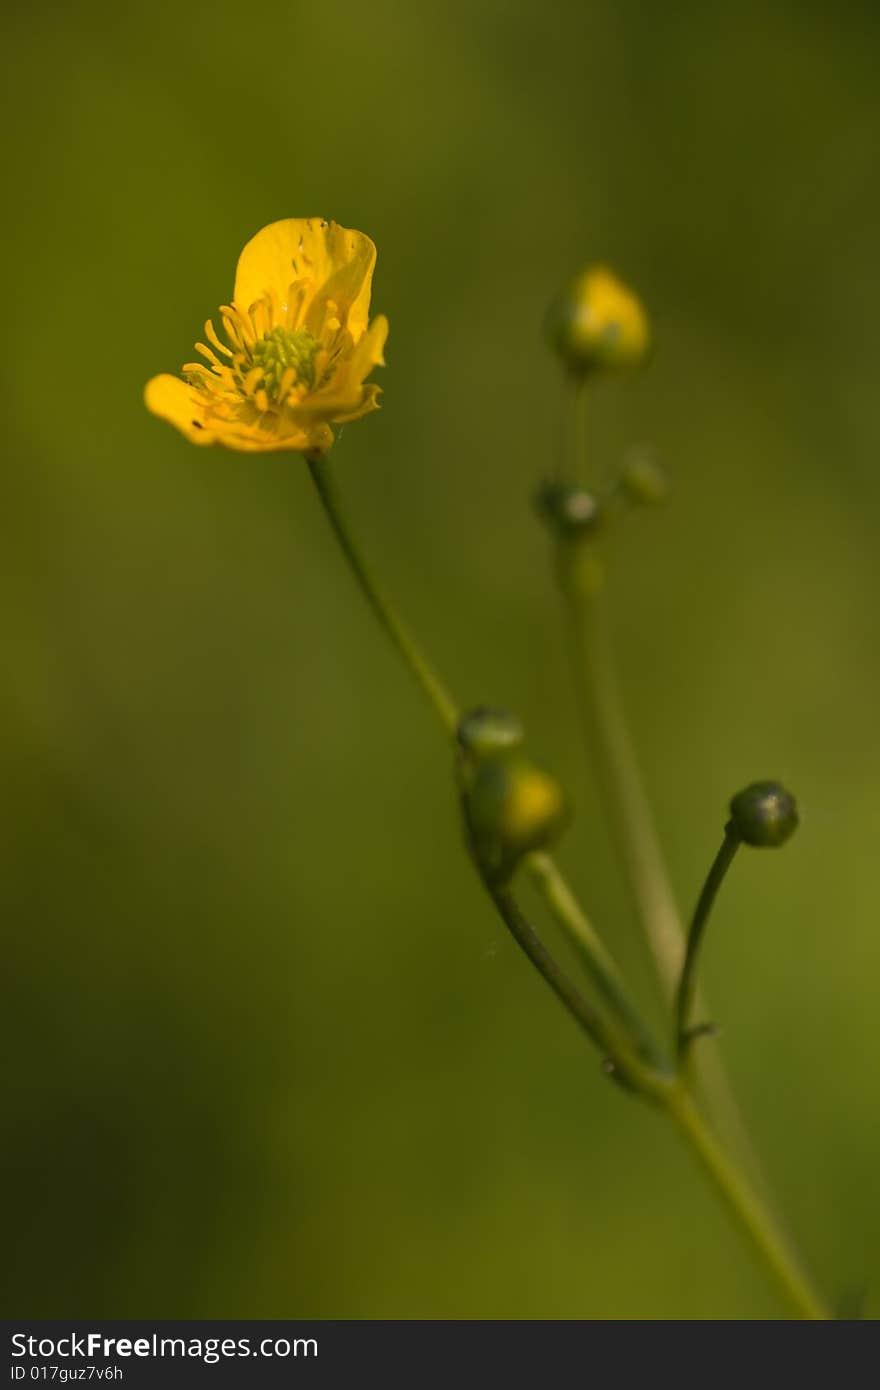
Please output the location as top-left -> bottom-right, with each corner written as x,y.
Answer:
145,218 -> 388,455
546,265 -> 650,376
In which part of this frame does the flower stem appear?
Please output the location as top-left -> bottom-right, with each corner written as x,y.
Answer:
549,392 -> 827,1315
305,445 -> 829,1318
664,1087 -> 828,1320
675,828 -> 740,1062
554,554 -> 685,994
551,397 -> 777,1149
490,866 -> 828,1318
480,872 -> 670,1101
308,448 -> 666,1061
306,451 -> 459,734
525,850 -> 667,1068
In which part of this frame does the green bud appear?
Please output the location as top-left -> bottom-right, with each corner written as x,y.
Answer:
619,449 -> 670,506
728,781 -> 799,848
456,707 -> 524,763
546,265 -> 651,376
465,754 -> 568,880
536,481 -> 603,537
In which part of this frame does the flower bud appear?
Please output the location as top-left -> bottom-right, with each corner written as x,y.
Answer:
456,707 -> 524,763
728,781 -> 799,848
619,449 -> 669,506
546,266 -> 650,376
465,754 -> 568,880
536,481 -> 603,537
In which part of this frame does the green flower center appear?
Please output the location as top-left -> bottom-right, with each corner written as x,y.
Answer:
249,326 -> 319,400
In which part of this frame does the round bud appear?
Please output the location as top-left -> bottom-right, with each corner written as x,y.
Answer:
728,781 -> 799,848
536,481 -> 603,537
466,754 -> 568,879
457,707 -> 525,763
619,449 -> 670,506
546,266 -> 651,376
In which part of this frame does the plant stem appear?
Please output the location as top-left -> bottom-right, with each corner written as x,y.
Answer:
551,402 -> 779,1154
490,870 -> 828,1317
555,550 -> 685,994
305,444 -> 829,1318
550,398 -> 824,1310
525,851 -> 666,1068
675,828 -> 740,1061
307,451 -> 459,735
482,874 -> 669,1101
307,450 -> 647,1045
308,447 -> 667,1057
664,1087 -> 828,1320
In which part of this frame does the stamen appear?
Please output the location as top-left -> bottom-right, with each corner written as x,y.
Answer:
195,342 -> 223,368
220,311 -> 244,350
205,319 -> 233,357
222,304 -> 255,346
277,366 -> 296,400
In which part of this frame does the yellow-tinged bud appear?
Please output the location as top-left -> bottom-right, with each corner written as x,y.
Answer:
546,266 -> 650,376
465,754 -> 568,881
619,448 -> 669,506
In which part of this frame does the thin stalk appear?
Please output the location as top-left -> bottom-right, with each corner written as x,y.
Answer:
665,1087 -> 828,1320
307,451 -> 458,735
490,872 -> 828,1317
305,444 -> 829,1319
525,850 -> 667,1068
551,394 -> 819,1300
307,450 -> 634,1038
483,874 -> 669,1102
555,550 -> 684,995
552,404 -> 781,1166
676,828 -> 741,1061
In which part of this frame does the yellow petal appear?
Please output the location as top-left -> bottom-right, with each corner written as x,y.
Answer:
296,315 -> 388,422
329,383 -> 382,424
304,235 -> 377,340
233,219 -> 377,336
146,372 -> 334,454
144,375 -> 214,446
345,313 -> 388,382
216,419 -> 334,455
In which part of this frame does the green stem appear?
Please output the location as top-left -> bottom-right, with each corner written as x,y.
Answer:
555,548 -> 684,994
307,451 -> 459,735
550,397 -> 826,1313
480,873 -> 669,1102
665,1087 -> 828,1320
525,851 -> 667,1068
307,449 -> 634,1029
553,527 -> 790,1174
306,445 -> 829,1318
490,869 -> 828,1317
675,828 -> 741,1061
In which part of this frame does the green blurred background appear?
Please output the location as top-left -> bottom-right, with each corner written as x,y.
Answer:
3,0 -> 879,1319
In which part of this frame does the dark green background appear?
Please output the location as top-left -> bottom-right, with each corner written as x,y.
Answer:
3,0 -> 878,1318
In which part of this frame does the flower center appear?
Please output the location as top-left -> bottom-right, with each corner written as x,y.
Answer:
249,326 -> 319,401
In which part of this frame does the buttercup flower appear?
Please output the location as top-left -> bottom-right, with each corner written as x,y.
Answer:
145,218 -> 388,455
